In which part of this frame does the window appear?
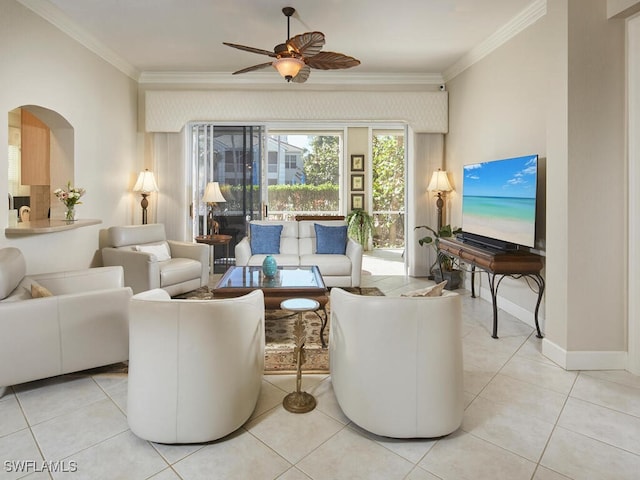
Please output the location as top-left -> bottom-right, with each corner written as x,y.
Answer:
372,130 -> 405,248
285,154 -> 298,169
266,133 -> 342,219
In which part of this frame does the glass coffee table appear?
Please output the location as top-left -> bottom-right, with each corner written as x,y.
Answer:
212,265 -> 329,346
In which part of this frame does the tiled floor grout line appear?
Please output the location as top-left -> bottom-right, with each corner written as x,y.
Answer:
11,385 -> 54,480
529,370 -> 580,480
558,373 -> 640,459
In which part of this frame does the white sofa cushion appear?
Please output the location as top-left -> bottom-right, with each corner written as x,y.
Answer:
300,254 -> 353,276
246,254 -> 300,267
135,242 -> 171,261
249,221 -> 299,256
159,258 -> 203,286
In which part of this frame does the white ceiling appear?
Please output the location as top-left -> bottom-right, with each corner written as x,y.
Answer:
20,0 -> 542,84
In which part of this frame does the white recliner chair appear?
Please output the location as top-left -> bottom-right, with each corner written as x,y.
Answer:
0,247 -> 132,396
127,288 -> 265,444
329,287 -> 463,438
101,223 -> 208,296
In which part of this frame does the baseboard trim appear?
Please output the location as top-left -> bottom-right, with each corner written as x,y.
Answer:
469,282 -> 545,331
542,338 -> 628,371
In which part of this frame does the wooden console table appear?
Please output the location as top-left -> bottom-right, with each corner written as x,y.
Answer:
437,237 -> 545,339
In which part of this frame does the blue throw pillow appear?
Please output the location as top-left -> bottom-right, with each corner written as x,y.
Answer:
315,223 -> 348,254
250,224 -> 283,254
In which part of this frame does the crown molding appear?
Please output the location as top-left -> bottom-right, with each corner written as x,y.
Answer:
17,0 -> 140,80
19,0 -> 544,87
443,0 -> 547,82
137,71 -> 444,87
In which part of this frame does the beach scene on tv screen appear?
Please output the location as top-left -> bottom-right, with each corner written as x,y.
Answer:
462,155 -> 537,247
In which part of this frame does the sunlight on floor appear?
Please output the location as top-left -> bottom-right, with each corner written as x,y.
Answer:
362,248 -> 406,276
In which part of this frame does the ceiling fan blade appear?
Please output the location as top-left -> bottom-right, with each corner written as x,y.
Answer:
287,32 -> 325,57
232,62 -> 274,75
223,42 -> 277,58
292,65 -> 311,83
306,51 -> 361,70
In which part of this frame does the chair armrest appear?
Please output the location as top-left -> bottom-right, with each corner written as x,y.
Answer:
345,239 -> 363,287
235,237 -> 251,266
102,248 -> 160,294
167,241 -> 208,285
58,287 -> 132,372
167,241 -> 208,263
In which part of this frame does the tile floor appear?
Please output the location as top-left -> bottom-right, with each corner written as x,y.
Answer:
2,254 -> 640,479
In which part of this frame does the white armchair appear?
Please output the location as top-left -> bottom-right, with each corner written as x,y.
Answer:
127,288 -> 265,444
0,247 -> 132,395
101,223 -> 208,296
329,287 -> 464,438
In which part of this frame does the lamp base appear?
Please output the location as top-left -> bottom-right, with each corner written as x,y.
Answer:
140,193 -> 149,225
435,192 -> 444,231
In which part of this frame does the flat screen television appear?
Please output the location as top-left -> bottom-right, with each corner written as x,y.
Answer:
461,154 -> 538,250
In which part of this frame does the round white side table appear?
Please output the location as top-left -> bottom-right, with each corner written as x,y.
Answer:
280,298 -> 320,413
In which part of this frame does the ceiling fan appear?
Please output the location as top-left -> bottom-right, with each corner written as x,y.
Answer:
223,7 -> 360,83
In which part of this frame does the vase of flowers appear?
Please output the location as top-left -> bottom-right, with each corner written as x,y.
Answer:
54,181 -> 85,221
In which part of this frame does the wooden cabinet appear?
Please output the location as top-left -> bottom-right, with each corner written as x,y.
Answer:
21,109 -> 50,186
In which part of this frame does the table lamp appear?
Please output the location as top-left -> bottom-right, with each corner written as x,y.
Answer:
202,182 -> 226,235
427,169 -> 453,231
133,169 -> 159,225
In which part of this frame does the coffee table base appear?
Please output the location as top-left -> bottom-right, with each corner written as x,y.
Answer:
283,391 -> 317,413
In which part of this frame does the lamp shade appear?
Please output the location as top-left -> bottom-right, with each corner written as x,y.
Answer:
133,169 -> 159,193
202,182 -> 226,203
427,169 -> 453,193
272,57 -> 304,81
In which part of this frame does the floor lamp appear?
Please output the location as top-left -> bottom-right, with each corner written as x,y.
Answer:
202,182 -> 226,235
427,169 -> 453,231
133,169 -> 159,225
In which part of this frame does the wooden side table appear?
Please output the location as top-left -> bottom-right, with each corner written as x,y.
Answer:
195,234 -> 232,273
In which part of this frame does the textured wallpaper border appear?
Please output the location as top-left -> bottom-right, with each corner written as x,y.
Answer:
145,90 -> 448,133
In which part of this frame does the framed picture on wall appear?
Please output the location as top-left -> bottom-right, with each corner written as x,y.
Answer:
351,193 -> 364,210
351,154 -> 364,171
351,174 -> 364,191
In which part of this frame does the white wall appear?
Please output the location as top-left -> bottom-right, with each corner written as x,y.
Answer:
445,1 -> 548,330
446,0 -> 629,369
0,0 -> 139,273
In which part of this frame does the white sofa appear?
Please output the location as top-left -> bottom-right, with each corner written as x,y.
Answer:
0,247 -> 132,396
127,288 -> 265,443
235,219 -> 363,287
329,287 -> 464,438
101,223 -> 208,296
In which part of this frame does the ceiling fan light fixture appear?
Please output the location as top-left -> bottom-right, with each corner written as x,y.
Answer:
272,56 -> 304,82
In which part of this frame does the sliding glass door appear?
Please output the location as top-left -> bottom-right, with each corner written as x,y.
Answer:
191,125 -> 263,259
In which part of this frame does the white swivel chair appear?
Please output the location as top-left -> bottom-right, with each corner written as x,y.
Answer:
329,287 -> 463,438
127,288 -> 265,444
101,223 -> 208,296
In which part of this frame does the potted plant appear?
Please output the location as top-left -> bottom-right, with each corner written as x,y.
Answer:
347,209 -> 375,250
415,224 -> 463,289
